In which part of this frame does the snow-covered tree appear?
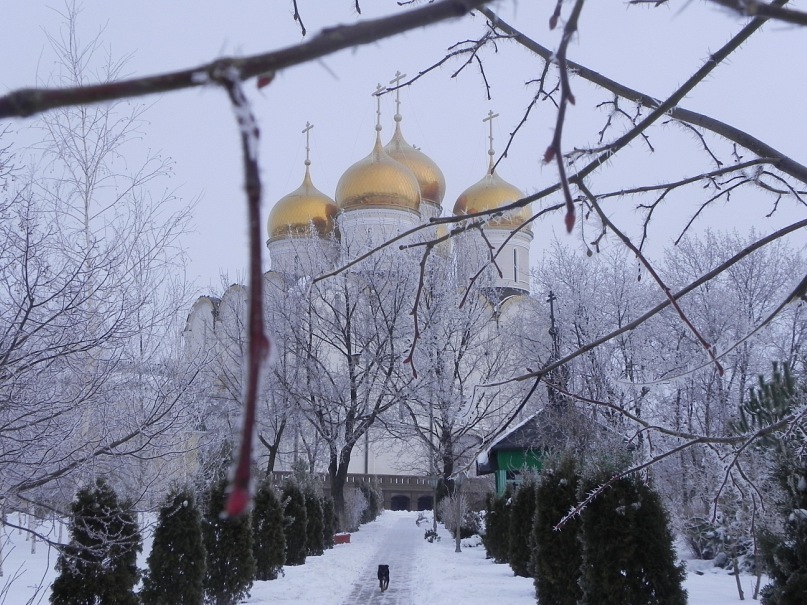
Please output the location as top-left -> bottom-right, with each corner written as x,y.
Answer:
0,6 -> 197,516
252,481 -> 285,581
533,456 -> 583,605
401,248 -> 531,494
141,488 -> 206,605
281,481 -> 308,566
203,476 -> 254,605
50,479 -> 141,605
580,472 -> 686,605
274,244 -> 417,530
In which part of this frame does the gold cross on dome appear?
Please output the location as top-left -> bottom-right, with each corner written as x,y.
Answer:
389,71 -> 407,121
483,110 -> 500,159
373,83 -> 385,131
302,121 -> 313,166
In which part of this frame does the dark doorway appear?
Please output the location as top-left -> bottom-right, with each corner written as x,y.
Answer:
417,495 -> 434,511
390,495 -> 410,511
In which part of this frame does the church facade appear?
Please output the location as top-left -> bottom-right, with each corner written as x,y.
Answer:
184,89 -> 537,483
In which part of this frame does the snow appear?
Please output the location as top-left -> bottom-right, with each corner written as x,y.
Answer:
2,510 -> 766,604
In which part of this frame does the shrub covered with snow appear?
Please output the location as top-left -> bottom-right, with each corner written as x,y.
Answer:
580,473 -> 686,605
50,478 -> 141,605
252,481 -> 285,581
533,456 -> 583,605
203,476 -> 255,605
482,491 -> 511,564
343,487 -> 368,533
359,480 -> 383,525
141,487 -> 205,605
281,481 -> 308,566
508,480 -> 537,578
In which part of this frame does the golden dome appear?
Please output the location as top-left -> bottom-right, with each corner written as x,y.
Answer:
336,134 -> 421,213
384,122 -> 445,209
453,164 -> 531,232
267,166 -> 338,240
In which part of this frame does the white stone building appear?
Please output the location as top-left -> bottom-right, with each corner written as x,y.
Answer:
185,94 -> 536,481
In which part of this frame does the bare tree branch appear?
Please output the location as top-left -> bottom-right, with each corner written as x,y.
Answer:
484,216 -> 807,388
480,2 -> 807,187
705,0 -> 807,26
212,68 -> 269,518
0,0 -> 493,119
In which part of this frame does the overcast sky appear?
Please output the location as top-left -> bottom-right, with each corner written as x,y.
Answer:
3,1 -> 805,293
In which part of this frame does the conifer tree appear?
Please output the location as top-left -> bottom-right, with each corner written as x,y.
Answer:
359,480 -> 381,524
141,487 -> 205,605
322,496 -> 335,549
281,481 -> 307,565
482,491 -> 511,564
533,457 -> 583,605
305,492 -> 325,556
252,482 -> 285,581
737,364 -> 807,605
580,473 -> 686,605
50,478 -> 141,605
508,480 -> 537,578
203,476 -> 255,605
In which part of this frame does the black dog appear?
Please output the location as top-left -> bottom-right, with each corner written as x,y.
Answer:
377,564 -> 390,592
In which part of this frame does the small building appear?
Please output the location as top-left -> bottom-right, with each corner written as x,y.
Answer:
476,406 -> 602,496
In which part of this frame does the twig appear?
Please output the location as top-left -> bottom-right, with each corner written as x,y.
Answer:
481,3 -> 807,187
483,217 -> 807,387
578,181 -> 725,375
0,0 -> 494,119
213,67 -> 270,518
542,0 -> 586,233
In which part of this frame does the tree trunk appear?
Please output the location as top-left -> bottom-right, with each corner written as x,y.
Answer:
329,448 -> 352,532
259,424 -> 285,478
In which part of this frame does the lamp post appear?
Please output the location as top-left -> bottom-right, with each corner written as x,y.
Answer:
454,472 -> 465,553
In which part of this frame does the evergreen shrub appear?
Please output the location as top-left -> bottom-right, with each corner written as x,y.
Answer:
252,481 -> 285,581
203,476 -> 255,605
533,457 -> 582,605
742,364 -> 807,605
508,480 -> 537,578
481,491 -> 511,564
305,491 -> 325,556
580,473 -> 686,605
281,481 -> 308,565
322,496 -> 335,549
50,478 -> 141,605
141,487 -> 206,605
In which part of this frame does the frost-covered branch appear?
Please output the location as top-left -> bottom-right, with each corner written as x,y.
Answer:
0,0 -> 492,119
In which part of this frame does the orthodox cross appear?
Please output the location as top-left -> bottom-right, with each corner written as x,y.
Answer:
483,109 -> 499,171
302,121 -> 313,166
374,83 -> 385,132
389,70 -> 407,122
547,290 -> 560,360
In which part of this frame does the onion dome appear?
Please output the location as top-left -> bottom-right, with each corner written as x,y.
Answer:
267,165 -> 338,240
385,121 -> 445,210
336,131 -> 421,213
454,163 -> 532,229
453,165 -> 530,231
453,110 -> 531,231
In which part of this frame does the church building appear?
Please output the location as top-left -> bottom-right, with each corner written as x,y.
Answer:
184,80 -> 536,486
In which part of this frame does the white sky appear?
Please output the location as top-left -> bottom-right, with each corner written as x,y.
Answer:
2,1 -> 806,294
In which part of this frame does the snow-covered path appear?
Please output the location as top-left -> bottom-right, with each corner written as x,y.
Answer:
4,509 -> 762,604
341,515 -> 418,605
